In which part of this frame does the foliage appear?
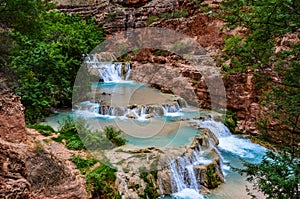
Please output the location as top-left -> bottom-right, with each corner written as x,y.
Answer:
9,10 -> 105,123
220,0 -> 300,150
160,9 -> 188,19
224,111 -> 238,134
53,117 -> 126,151
69,154 -> 98,174
53,116 -> 86,150
29,123 -> 55,136
238,151 -> 300,199
266,43 -> 300,155
220,0 -> 300,73
207,164 -> 221,188
104,126 -> 127,147
139,165 -> 159,199
0,0 -> 52,35
86,164 -> 118,198
70,152 -> 120,198
146,16 -> 159,25
220,0 -> 300,197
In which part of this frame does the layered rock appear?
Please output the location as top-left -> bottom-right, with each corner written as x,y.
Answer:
0,89 -> 26,143
55,0 -> 198,33
0,89 -> 87,198
0,137 -> 88,199
111,0 -> 153,7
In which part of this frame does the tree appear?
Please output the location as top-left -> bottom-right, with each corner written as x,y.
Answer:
220,0 -> 300,149
220,0 -> 300,198
0,0 -> 51,70
0,0 -> 50,34
221,0 -> 299,73
239,151 -> 300,199
10,11 -> 105,122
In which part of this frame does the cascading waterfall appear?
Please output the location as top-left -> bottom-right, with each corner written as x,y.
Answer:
167,120 -> 233,198
85,55 -> 131,82
78,102 -> 183,118
81,61 -> 185,119
169,152 -> 205,199
96,62 -> 131,82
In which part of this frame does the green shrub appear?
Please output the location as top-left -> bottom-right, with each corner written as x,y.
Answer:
53,117 -> 126,151
52,116 -> 86,150
10,10 -> 105,123
104,126 -> 127,147
69,155 -> 98,174
146,16 -> 159,25
224,111 -> 238,133
30,123 -> 55,136
207,164 -> 221,188
86,164 -> 117,198
160,9 -> 188,19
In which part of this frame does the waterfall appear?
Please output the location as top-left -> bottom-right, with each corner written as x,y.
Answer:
99,106 -> 115,115
198,120 -> 231,138
97,62 -> 131,82
163,102 -> 181,113
85,55 -> 131,82
169,151 -> 206,199
91,103 -> 183,119
162,102 -> 182,117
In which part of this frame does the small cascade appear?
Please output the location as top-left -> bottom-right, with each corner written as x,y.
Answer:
169,153 -> 204,198
199,120 -> 231,138
90,103 -> 183,119
97,62 -> 131,82
85,55 -> 131,82
199,119 -> 266,164
163,102 -> 181,113
99,106 -> 115,115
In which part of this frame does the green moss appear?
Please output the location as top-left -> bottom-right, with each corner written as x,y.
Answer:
224,111 -> 238,133
122,167 -> 130,173
86,164 -> 118,198
207,164 -> 221,189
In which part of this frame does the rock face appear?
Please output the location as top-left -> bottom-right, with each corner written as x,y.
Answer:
0,90 -> 87,198
106,128 -> 224,198
0,89 -> 27,143
55,0 -> 199,33
0,137 -> 88,199
112,0 -> 152,7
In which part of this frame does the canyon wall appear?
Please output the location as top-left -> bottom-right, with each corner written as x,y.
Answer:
55,0 -> 259,134
0,89 -> 87,198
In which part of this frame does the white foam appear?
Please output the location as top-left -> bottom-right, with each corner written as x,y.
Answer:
218,136 -> 266,159
172,188 -> 204,199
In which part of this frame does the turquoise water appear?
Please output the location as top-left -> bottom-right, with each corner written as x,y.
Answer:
43,110 -> 201,148
44,80 -> 266,199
